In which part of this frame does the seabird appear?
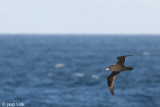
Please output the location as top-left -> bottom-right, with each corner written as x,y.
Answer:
106,55 -> 133,95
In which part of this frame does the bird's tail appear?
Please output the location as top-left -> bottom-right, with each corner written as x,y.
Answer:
125,67 -> 133,71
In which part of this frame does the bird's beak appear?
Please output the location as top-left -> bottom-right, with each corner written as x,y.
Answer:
106,68 -> 109,71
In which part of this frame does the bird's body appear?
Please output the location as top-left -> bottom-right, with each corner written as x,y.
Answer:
106,55 -> 133,95
108,64 -> 132,72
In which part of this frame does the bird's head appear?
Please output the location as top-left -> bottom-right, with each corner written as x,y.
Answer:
106,65 -> 114,71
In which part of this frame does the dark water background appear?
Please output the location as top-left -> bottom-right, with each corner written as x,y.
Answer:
0,35 -> 160,107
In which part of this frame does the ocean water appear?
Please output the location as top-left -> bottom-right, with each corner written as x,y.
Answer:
0,35 -> 160,107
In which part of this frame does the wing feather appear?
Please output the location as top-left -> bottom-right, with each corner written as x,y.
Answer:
116,55 -> 132,66
107,71 -> 120,95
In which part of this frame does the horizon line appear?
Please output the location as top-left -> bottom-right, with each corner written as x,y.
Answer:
0,33 -> 160,36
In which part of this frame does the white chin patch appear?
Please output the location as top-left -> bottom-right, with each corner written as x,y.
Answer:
106,68 -> 109,70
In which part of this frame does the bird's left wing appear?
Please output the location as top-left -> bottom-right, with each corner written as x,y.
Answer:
107,71 -> 120,95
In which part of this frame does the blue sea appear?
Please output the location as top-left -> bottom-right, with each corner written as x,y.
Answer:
0,35 -> 160,107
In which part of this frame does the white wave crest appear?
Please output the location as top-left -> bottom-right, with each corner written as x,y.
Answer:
72,73 -> 84,77
54,63 -> 65,68
142,52 -> 149,56
92,75 -> 100,80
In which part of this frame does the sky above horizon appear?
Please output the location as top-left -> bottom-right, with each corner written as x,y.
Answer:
0,0 -> 160,34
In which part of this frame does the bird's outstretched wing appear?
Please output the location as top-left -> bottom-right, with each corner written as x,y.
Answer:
116,55 -> 132,66
107,71 -> 120,95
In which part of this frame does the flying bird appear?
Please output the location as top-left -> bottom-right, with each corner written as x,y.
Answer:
106,55 -> 133,95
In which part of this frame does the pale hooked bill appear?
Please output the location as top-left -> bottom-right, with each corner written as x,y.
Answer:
106,68 -> 109,70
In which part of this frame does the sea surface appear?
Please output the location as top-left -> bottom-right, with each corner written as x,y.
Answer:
0,35 -> 160,107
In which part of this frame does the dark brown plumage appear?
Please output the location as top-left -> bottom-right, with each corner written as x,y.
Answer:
106,55 -> 133,95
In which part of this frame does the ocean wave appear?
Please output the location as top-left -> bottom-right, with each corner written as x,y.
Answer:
72,73 -> 85,77
91,75 -> 100,80
54,63 -> 65,68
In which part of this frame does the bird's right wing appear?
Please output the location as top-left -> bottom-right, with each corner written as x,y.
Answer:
116,55 -> 132,66
107,71 -> 120,95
